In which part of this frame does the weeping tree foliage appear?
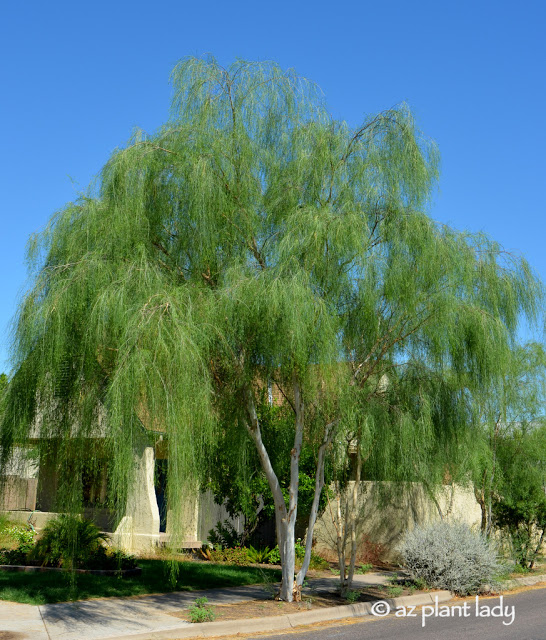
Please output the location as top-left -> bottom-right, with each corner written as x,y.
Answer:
327,367 -> 480,590
493,421 -> 546,569
470,342 -> 546,537
0,56 -> 543,601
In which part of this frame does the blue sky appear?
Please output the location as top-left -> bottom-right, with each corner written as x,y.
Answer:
1,0 -> 545,373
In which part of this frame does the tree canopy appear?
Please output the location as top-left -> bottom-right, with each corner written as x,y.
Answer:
1,56 -> 543,600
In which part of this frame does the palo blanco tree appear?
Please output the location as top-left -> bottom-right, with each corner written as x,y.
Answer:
0,56 -> 543,601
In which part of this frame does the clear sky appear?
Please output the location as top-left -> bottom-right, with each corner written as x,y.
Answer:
1,0 -> 545,373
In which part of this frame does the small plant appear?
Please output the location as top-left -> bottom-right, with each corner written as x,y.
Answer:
344,589 -> 360,603
0,523 -> 35,552
510,563 -> 531,575
30,515 -> 108,569
357,536 -> 386,566
207,547 -> 250,565
247,545 -> 272,564
399,521 -> 502,595
308,551 -> 329,570
295,538 -> 306,561
268,546 -> 281,565
355,563 -> 373,574
188,596 -> 216,623
386,585 -> 403,597
399,576 -> 427,594
329,567 -> 340,575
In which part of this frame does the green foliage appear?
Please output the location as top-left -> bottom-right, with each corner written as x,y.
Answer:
469,342 -> 546,536
344,589 -> 360,603
188,596 -> 217,623
204,546 -> 252,565
268,546 -> 280,565
0,54 -> 543,586
208,521 -> 244,549
308,553 -> 329,570
206,399 -> 331,546
400,521 -> 501,595
493,422 -> 546,568
0,522 -> 35,550
355,563 -> 373,574
0,559 -> 281,605
0,523 -> 36,565
0,374 -> 7,395
386,585 -> 403,597
31,515 -> 109,569
294,538 -> 306,561
246,545 -> 273,564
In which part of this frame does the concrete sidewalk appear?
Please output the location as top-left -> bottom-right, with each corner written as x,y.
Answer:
2,572 -> 543,640
1,572 -> 392,640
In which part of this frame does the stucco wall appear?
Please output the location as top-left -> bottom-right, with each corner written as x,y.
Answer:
313,481 -> 482,562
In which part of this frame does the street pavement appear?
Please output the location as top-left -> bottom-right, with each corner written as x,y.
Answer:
254,588 -> 546,640
0,571 -> 543,640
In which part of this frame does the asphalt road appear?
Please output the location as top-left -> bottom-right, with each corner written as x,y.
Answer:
252,588 -> 546,640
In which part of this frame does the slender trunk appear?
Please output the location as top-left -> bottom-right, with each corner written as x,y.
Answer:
529,527 -> 545,570
475,486 -> 487,533
296,420 -> 335,587
347,446 -> 362,588
243,385 -> 299,601
335,482 -> 347,585
486,419 -> 501,539
287,379 -> 304,601
444,482 -> 455,519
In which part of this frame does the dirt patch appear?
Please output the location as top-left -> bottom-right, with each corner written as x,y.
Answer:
169,585 -> 425,622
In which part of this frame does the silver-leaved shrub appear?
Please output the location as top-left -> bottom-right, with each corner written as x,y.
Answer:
399,521 -> 501,595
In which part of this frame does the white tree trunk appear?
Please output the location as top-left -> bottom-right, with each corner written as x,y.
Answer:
296,420 -> 335,587
347,446 -> 362,588
244,384 -> 302,602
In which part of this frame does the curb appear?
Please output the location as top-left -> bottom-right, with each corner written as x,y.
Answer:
100,590 -> 452,640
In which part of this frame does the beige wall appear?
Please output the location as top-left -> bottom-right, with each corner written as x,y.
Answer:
313,481 -> 482,562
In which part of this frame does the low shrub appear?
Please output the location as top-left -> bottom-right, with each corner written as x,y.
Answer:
30,515 -> 109,569
399,521 -> 501,595
268,546 -> 280,565
355,563 -> 373,574
188,596 -> 216,623
344,589 -> 360,603
207,547 -> 251,565
246,545 -> 273,564
357,536 -> 386,566
0,523 -> 36,565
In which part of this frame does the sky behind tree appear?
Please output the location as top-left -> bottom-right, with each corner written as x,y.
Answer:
1,0 -> 545,373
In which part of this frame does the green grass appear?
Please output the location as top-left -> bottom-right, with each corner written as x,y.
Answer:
0,560 -> 281,605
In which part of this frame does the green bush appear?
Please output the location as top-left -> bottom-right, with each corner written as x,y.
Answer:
207,547 -> 251,565
31,515 -> 109,569
399,521 -> 501,595
268,546 -> 281,565
188,596 -> 217,623
0,522 -> 36,565
344,589 -> 360,603
246,545 -> 273,564
355,563 -> 373,574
